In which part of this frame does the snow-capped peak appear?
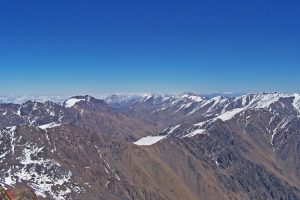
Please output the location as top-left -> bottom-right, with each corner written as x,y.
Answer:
180,94 -> 203,102
140,93 -> 163,102
243,92 -> 289,109
293,93 -> 300,115
64,97 -> 85,108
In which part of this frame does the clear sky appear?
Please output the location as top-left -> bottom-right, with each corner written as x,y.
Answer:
0,0 -> 299,95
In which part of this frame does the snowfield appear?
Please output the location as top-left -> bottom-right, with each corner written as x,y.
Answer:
134,135 -> 167,146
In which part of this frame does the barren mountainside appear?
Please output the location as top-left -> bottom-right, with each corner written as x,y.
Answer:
0,92 -> 300,199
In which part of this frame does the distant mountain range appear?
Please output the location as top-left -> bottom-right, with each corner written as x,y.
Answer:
0,95 -> 68,104
0,92 -> 244,104
0,92 -> 300,199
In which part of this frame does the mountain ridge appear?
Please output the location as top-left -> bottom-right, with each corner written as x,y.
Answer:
0,92 -> 300,199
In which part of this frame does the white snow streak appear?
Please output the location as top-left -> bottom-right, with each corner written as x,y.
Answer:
167,124 -> 181,134
39,123 -> 62,130
182,129 -> 206,138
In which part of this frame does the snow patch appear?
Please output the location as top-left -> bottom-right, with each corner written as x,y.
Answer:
0,151 -> 9,160
39,123 -> 62,130
0,142 -> 77,200
1,109 -> 7,115
293,93 -> 300,116
217,108 -> 244,121
133,135 -> 166,146
65,98 -> 85,108
167,124 -> 181,134
115,173 -> 121,181
271,116 -> 293,146
183,129 -> 206,138
17,107 -> 22,116
9,126 -> 17,155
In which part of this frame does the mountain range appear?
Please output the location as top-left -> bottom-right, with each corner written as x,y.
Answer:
0,92 -> 300,199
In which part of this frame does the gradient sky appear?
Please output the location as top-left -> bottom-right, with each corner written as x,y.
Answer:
0,0 -> 299,95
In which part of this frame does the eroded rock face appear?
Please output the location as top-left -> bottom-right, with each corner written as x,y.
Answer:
7,186 -> 38,200
0,93 -> 299,199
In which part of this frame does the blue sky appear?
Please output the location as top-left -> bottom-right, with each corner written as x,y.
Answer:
0,0 -> 299,95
